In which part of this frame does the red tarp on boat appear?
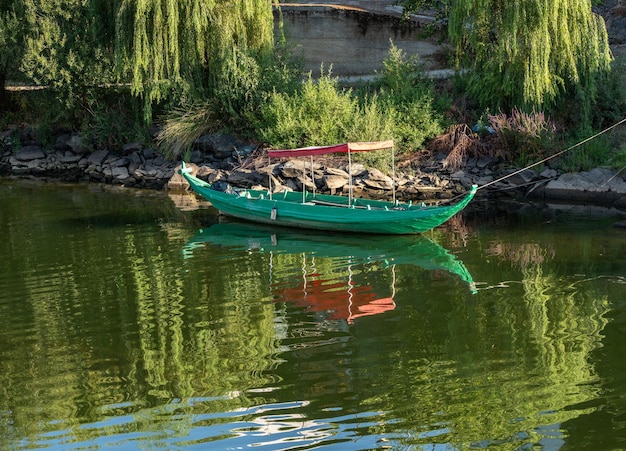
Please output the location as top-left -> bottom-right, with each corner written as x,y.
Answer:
267,140 -> 394,158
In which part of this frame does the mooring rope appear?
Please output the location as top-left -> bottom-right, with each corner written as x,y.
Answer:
601,163 -> 626,187
439,116 -> 626,204
477,116 -> 626,191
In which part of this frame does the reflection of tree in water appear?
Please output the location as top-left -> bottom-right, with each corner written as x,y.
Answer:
439,215 -> 476,249
354,246 -> 609,449
488,241 -> 556,268
0,209 -> 281,448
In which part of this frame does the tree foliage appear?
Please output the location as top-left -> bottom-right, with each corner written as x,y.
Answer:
115,0 -> 275,121
0,2 -> 22,72
396,0 -> 614,129
1,0 -> 276,127
447,0 -> 612,118
6,0 -> 119,122
0,0 -> 28,104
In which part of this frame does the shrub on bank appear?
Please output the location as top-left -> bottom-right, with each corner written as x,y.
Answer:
255,44 -> 446,162
3,42 -> 626,175
487,108 -> 557,167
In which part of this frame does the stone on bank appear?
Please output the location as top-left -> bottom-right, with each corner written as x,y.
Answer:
1,129 -> 626,212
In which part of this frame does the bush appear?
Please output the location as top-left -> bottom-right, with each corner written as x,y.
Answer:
592,56 -> 626,129
257,43 -> 446,157
157,45 -> 302,159
85,89 -> 150,150
554,135 -> 618,173
371,43 -> 446,152
610,148 -> 626,170
157,101 -> 223,160
257,68 -> 376,149
488,108 -> 557,166
555,138 -> 613,172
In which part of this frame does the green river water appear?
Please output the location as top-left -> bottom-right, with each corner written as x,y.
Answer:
1,178 -> 625,450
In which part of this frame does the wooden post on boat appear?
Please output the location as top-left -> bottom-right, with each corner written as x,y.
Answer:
310,155 -> 316,197
348,146 -> 353,206
268,152 -> 273,200
392,143 -> 396,205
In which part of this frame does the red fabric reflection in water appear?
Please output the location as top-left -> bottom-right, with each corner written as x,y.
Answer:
278,275 -> 395,323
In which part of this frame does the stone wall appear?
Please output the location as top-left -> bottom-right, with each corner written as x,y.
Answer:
276,4 -> 445,79
278,1 -> 626,80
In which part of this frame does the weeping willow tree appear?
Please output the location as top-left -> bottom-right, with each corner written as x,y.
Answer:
8,0 -> 119,116
0,0 -> 26,103
448,0 -> 612,125
115,0 -> 276,122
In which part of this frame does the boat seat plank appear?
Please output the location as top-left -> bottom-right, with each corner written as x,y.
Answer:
309,199 -> 382,210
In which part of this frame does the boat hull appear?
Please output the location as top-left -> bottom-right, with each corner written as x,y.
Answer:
180,168 -> 476,235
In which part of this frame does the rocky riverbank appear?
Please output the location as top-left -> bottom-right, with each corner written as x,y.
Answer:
2,128 -> 626,212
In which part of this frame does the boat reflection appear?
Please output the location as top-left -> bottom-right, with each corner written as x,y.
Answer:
278,263 -> 397,323
184,221 -> 476,322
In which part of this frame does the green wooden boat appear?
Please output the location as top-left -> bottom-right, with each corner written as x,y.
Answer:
179,141 -> 477,235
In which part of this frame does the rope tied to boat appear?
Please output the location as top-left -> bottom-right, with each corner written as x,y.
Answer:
443,116 -> 626,203
477,116 -> 626,192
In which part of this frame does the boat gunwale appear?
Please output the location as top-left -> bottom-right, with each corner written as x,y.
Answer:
179,146 -> 477,234
183,170 -> 474,213
180,167 -> 476,234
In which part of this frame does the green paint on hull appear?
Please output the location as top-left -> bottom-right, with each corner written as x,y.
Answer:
180,164 -> 476,235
